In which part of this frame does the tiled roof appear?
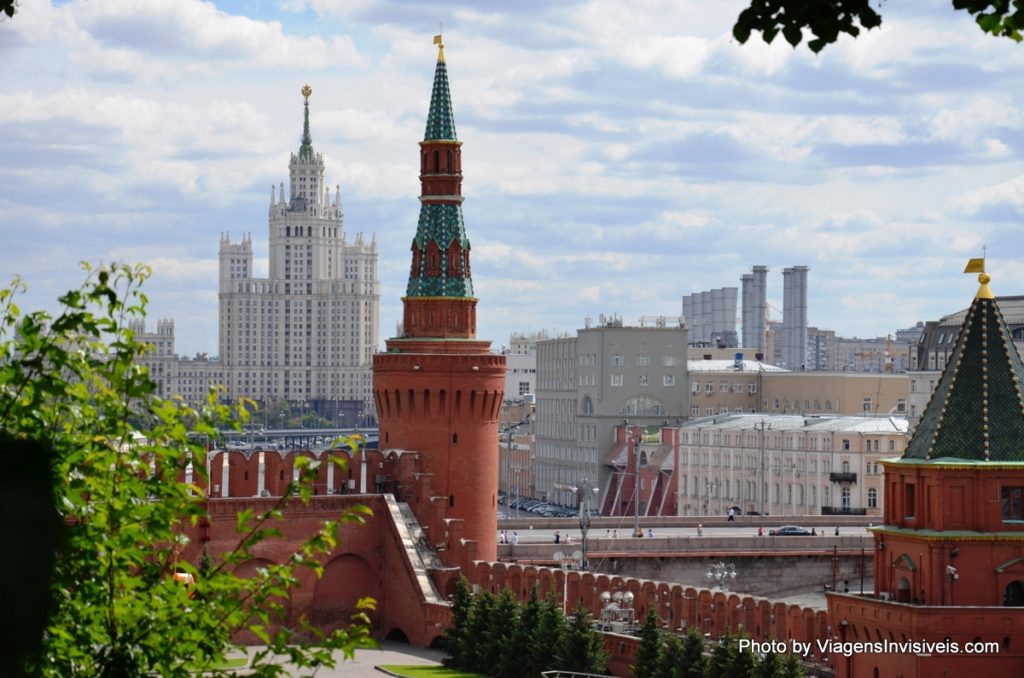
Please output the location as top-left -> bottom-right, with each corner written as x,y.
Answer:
904,293 -> 1024,462
424,60 -> 457,141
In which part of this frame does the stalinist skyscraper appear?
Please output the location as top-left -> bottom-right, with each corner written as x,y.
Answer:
217,85 -> 379,423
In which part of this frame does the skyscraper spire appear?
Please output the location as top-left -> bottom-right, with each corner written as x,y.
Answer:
299,83 -> 314,162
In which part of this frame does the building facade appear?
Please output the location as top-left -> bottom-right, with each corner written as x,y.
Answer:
135,88 -> 380,424
673,414 -> 903,517
217,86 -> 379,421
534,319 -> 689,502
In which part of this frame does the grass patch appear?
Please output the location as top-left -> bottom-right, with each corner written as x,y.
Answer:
377,666 -> 486,678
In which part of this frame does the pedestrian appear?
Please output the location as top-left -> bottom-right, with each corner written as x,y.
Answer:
757,526 -> 764,537
613,529 -> 618,539
605,529 -> 610,538
727,507 -> 735,522
697,523 -> 703,537
511,531 -> 519,545
554,530 -> 560,544
835,526 -> 840,536
647,527 -> 654,538
811,527 -> 817,536
499,530 -> 507,544
565,534 -> 572,545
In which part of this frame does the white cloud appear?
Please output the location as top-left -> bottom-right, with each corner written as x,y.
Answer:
950,174 -> 1024,216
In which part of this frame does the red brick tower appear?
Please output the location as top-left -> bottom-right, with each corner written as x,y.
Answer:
829,260 -> 1024,677
373,35 -> 505,561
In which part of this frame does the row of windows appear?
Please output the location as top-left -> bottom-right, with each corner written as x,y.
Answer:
610,374 -> 675,387
609,353 -> 679,367
692,381 -> 757,395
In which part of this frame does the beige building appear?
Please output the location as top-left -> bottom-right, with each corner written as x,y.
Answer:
676,413 -> 907,518
687,365 -> 909,419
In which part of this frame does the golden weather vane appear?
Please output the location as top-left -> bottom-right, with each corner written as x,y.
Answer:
964,254 -> 993,300
301,83 -> 312,101
433,29 -> 445,62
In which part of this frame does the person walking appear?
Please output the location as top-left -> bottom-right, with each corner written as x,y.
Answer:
727,507 -> 735,522
554,530 -> 561,544
511,531 -> 519,545
697,523 -> 704,537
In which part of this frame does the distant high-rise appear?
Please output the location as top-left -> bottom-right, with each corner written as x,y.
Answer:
682,287 -> 737,347
741,265 -> 768,355
218,85 -> 380,420
781,266 -> 809,370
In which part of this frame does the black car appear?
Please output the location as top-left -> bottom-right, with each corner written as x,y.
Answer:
769,525 -> 813,536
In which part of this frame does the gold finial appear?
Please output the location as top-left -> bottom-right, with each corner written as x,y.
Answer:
964,257 -> 994,299
302,83 -> 312,101
433,32 -> 445,63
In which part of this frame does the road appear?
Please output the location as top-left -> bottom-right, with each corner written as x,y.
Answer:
499,523 -> 873,543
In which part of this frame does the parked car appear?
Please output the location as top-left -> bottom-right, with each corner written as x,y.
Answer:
769,525 -> 813,536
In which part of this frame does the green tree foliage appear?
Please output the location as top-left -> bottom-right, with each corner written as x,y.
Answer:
708,632 -> 738,677
756,651 -> 781,678
680,629 -> 708,678
485,588 -> 520,675
499,586 -> 540,678
528,593 -> 567,675
441,576 -> 473,670
733,0 -> 1024,53
777,651 -> 805,678
731,636 -> 756,677
0,264 -> 375,677
464,591 -> 497,673
632,608 -> 663,678
1,1 -> 16,20
563,603 -> 609,675
654,631 -> 684,678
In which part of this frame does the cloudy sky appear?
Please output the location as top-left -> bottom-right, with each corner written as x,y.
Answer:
3,0 -> 1024,356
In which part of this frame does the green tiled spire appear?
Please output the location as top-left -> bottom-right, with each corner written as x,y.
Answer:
904,272 -> 1024,462
405,37 -> 473,299
405,206 -> 473,298
299,83 -> 314,161
424,54 -> 457,141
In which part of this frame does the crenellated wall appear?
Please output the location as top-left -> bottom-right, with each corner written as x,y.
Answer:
460,560 -> 836,677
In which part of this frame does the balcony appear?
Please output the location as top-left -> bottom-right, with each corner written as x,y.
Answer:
829,472 -> 857,483
822,506 -> 867,516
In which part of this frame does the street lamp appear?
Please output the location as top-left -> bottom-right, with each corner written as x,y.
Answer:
706,562 -> 738,592
704,478 -> 720,516
569,479 -> 599,570
628,425 -> 644,537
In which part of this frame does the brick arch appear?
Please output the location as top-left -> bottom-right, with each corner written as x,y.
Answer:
311,554 -> 380,627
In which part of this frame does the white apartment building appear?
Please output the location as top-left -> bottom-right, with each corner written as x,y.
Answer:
503,330 -> 551,401
676,413 -> 907,518
136,89 -> 379,423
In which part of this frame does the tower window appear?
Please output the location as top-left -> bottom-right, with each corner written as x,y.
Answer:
1002,487 -> 1024,521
